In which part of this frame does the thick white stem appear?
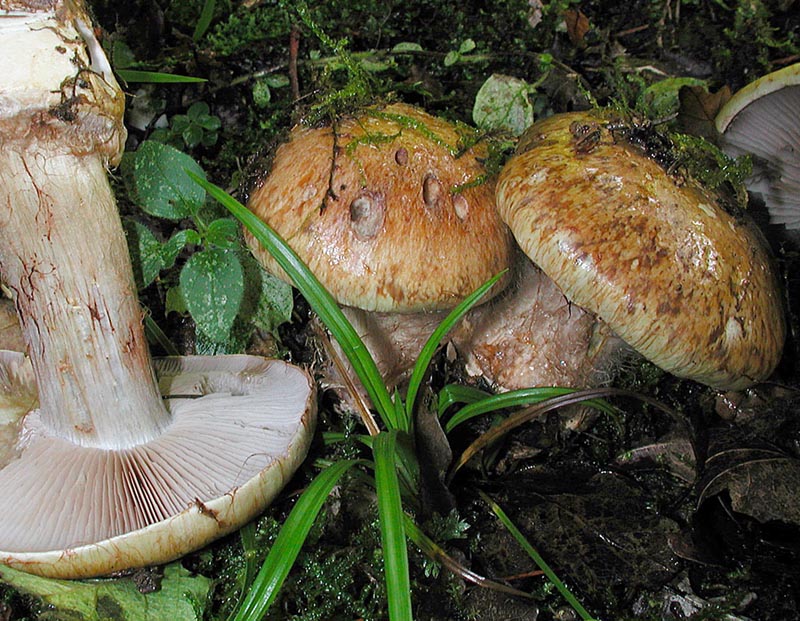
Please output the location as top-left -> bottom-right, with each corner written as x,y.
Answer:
0,146 -> 170,449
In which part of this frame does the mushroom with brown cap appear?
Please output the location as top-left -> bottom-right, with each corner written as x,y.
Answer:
715,63 -> 800,229
0,0 -> 315,579
245,103 -> 514,392
495,110 -> 785,391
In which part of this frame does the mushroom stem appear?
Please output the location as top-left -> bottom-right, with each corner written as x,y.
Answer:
0,147 -> 169,449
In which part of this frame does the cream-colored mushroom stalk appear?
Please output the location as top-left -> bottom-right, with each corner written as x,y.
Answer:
0,0 -> 315,579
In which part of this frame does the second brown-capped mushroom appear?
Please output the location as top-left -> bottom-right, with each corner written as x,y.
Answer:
494,110 -> 786,390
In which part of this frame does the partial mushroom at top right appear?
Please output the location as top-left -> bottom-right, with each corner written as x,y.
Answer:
493,109 -> 786,391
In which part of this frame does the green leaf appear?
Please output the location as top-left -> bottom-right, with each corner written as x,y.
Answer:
123,219 -> 164,288
443,50 -> 459,66
180,247 -> 244,342
160,228 -> 200,270
165,285 -> 188,315
391,42 -> 423,53
205,218 -> 240,249
373,432 -> 413,621
641,76 -> 706,118
0,562 -> 210,621
473,74 -> 535,137
233,460 -> 364,621
459,38 -> 476,54
445,386 -> 616,433
252,270 -> 293,334
192,0 -> 215,41
437,384 -> 491,417
133,141 -> 206,219
187,102 -> 210,119
266,74 -> 290,88
182,125 -> 203,148
116,69 -> 207,84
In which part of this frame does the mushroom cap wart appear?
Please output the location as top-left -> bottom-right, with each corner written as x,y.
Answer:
496,111 -> 785,390
246,103 -> 513,312
715,63 -> 800,229
0,355 -> 316,579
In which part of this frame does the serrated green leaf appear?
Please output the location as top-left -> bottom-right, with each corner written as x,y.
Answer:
183,125 -> 203,148
133,141 -> 206,219
187,102 -> 210,118
180,247 -> 244,342
473,74 -> 534,136
0,562 -> 210,621
197,115 -> 221,131
165,285 -> 188,315
160,228 -> 200,270
253,271 -> 293,334
123,219 -> 164,288
205,218 -> 240,249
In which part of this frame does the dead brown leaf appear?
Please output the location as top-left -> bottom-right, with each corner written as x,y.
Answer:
677,84 -> 732,140
564,9 -> 591,47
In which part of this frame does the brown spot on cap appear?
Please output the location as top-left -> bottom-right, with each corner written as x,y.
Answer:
422,173 -> 444,212
453,194 -> 469,220
394,148 -> 408,166
349,191 -> 385,240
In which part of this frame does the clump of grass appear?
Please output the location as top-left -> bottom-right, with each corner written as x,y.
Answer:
195,175 -> 608,620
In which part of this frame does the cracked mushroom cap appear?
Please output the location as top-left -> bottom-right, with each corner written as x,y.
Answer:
246,103 -> 513,312
715,63 -> 800,229
0,355 -> 316,578
496,111 -> 785,390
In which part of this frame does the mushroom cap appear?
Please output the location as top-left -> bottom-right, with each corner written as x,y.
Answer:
715,63 -> 800,229
0,354 -> 316,578
496,110 -> 785,390
246,103 -> 513,312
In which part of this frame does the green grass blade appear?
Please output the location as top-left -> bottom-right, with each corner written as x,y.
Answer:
192,0 -> 215,41
193,175 -> 397,428
143,314 -> 180,356
445,387 -> 616,433
373,432 -> 413,621
116,69 -> 207,83
232,460 -> 363,621
437,384 -> 491,417
480,491 -> 598,621
405,272 -> 505,424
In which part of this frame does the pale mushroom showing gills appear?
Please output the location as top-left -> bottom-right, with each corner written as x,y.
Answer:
716,63 -> 800,229
246,103 -> 513,392
0,0 -> 315,579
496,111 -> 786,391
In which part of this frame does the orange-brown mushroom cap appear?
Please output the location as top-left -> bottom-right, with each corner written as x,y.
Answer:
246,103 -> 513,312
496,111 -> 786,390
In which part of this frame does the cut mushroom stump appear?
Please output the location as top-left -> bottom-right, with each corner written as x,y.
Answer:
0,0 -> 316,579
496,111 -> 786,391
